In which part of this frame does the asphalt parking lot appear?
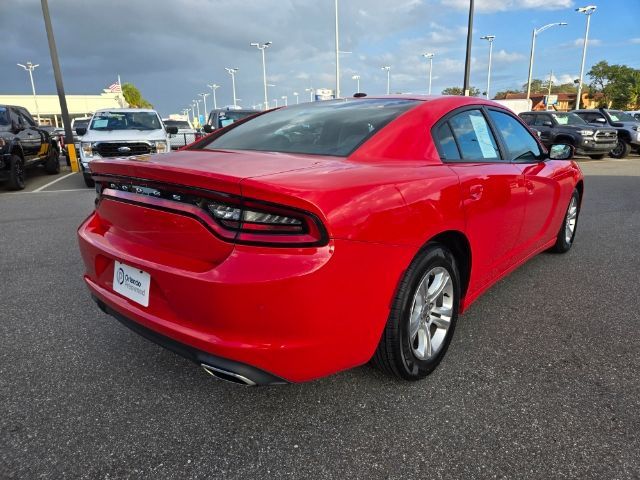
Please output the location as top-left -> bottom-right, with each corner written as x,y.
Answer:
1,157 -> 639,479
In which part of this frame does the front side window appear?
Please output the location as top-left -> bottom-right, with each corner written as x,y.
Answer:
213,111 -> 256,128
18,109 -> 36,127
533,115 -> 553,127
90,111 -> 162,131
201,99 -> 419,157
447,109 -> 500,161
489,110 -> 541,161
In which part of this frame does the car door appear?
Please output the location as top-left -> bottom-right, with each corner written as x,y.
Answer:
434,107 -> 527,291
486,108 -> 569,255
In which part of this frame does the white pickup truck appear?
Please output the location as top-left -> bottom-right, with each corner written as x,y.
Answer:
76,108 -> 177,187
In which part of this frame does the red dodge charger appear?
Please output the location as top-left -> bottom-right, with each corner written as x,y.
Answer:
78,96 -> 583,385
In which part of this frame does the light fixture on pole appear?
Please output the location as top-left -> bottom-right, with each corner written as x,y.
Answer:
305,88 -> 314,102
198,92 -> 210,118
421,53 -> 435,95
17,62 -> 41,124
381,66 -> 391,94
281,95 -> 288,106
225,67 -> 239,108
250,41 -> 272,110
207,83 -> 220,110
575,6 -> 596,109
479,36 -> 495,99
352,74 -> 361,93
293,92 -> 299,104
526,22 -> 568,104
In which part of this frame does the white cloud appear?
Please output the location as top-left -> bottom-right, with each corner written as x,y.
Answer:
445,0 -> 573,12
492,50 -> 525,63
630,38 -> 640,44
569,38 -> 603,48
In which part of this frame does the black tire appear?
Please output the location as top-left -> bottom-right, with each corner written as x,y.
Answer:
609,139 -> 631,159
549,188 -> 580,253
372,243 -> 460,380
44,145 -> 60,174
588,154 -> 605,160
7,154 -> 26,190
83,173 -> 95,188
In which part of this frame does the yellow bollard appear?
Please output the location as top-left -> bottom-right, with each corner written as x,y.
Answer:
67,143 -> 80,173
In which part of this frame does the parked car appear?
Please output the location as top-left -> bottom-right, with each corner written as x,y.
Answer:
203,108 -> 258,133
163,118 -> 199,150
0,104 -> 61,190
626,110 -> 640,122
572,108 -> 640,158
78,96 -> 583,385
76,108 -> 177,187
519,110 -> 617,159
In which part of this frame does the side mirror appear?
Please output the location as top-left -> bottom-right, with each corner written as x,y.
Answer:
202,124 -> 214,133
549,144 -> 573,160
165,126 -> 179,135
75,127 -> 87,136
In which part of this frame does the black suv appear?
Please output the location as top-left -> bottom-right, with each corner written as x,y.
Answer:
572,109 -> 640,159
203,108 -> 258,133
519,111 -> 618,160
0,105 -> 61,190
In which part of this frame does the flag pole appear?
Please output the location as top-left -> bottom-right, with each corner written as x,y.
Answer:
117,74 -> 123,107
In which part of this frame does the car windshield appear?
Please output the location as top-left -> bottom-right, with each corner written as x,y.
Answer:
164,120 -> 191,129
0,107 -> 9,126
213,111 -> 256,128
551,113 -> 587,126
90,111 -> 162,131
608,110 -> 636,122
201,99 -> 419,156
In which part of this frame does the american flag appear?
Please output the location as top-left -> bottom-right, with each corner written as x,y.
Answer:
108,82 -> 122,93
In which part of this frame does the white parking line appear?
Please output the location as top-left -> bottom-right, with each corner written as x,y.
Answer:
32,172 -> 77,192
6,188 -> 89,195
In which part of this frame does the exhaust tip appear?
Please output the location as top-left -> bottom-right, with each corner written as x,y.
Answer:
201,363 -> 257,386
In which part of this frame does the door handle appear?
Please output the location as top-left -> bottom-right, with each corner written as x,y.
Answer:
468,184 -> 483,201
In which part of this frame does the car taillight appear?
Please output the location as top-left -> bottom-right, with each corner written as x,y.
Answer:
96,178 -> 328,247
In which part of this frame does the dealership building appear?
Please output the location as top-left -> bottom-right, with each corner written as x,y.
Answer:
0,91 -> 126,127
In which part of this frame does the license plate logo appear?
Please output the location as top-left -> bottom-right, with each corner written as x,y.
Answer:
112,261 -> 151,307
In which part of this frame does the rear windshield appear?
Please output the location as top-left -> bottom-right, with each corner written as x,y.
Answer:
164,120 -> 191,129
551,113 -> 586,126
0,107 -> 9,126
201,99 -> 419,156
73,119 -> 89,129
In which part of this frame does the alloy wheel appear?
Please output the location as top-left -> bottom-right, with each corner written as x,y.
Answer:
408,267 -> 454,360
565,196 -> 578,244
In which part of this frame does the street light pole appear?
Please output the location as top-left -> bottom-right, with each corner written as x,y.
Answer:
575,6 -> 596,109
40,0 -> 78,171
225,67 -> 239,108
352,74 -> 361,93
335,0 -> 340,99
526,22 -> 568,104
480,36 -> 495,99
194,99 -> 201,121
381,66 -> 391,94
17,62 -> 41,124
293,92 -> 299,104
305,88 -> 314,102
281,95 -> 288,106
207,83 -> 220,110
421,53 -> 435,95
462,0 -> 474,95
250,42 -> 272,110
199,92 -> 210,118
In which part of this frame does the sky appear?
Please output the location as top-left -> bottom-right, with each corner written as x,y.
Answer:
1,0 -> 639,117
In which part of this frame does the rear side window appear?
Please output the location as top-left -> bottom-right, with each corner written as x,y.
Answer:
447,109 -> 500,161
520,114 -> 535,126
488,110 -> 541,161
0,107 -> 9,126
433,122 -> 460,160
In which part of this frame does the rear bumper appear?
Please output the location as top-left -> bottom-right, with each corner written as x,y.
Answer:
78,212 -> 415,382
93,294 -> 287,385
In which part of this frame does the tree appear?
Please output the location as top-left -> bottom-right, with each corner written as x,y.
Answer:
522,78 -> 546,93
588,60 -> 640,109
493,89 -> 521,100
122,83 -> 153,108
442,86 -> 481,96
